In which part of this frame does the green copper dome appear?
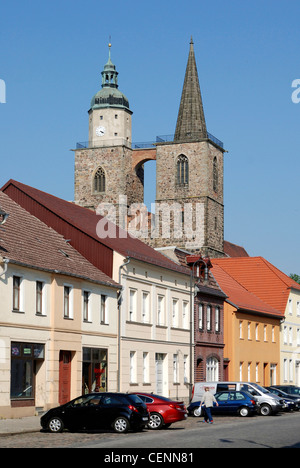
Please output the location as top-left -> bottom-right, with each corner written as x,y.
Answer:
90,44 -> 130,111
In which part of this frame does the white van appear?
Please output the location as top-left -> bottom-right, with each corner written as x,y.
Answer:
191,382 -> 286,416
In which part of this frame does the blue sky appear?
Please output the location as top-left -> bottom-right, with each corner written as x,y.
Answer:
0,0 -> 299,276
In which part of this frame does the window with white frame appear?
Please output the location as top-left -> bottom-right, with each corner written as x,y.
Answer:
206,357 -> 219,382
183,301 -> 189,329
199,304 -> 203,330
64,285 -> 73,319
283,359 -> 288,381
248,362 -> 251,381
255,323 -> 259,341
248,322 -> 251,340
283,325 -> 288,344
100,294 -> 108,324
297,301 -> 300,317
297,328 -> 300,346
289,327 -> 293,346
215,307 -> 220,332
173,354 -> 179,383
157,295 -> 165,326
256,363 -> 259,382
239,321 -> 243,339
142,292 -> 150,323
143,352 -> 149,383
264,325 -> 267,341
183,355 -> 188,383
288,298 -> 293,315
130,351 -> 137,383
36,281 -> 44,315
272,326 -> 275,343
289,359 -> 293,381
129,289 -> 137,322
206,305 -> 211,331
13,275 -> 22,311
83,290 -> 90,322
239,362 -> 243,381
172,299 -> 179,328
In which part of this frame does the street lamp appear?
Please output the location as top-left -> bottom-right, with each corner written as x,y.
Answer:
188,256 -> 209,401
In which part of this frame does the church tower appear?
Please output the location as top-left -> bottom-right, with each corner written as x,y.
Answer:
88,42 -> 132,147
153,38 -> 225,257
74,43 -> 144,221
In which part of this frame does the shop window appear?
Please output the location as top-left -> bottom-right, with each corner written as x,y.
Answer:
82,347 -> 107,394
10,342 -> 44,401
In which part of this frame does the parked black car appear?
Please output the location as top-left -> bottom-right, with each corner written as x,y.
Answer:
271,385 -> 300,397
41,393 -> 149,433
267,386 -> 300,410
265,387 -> 299,411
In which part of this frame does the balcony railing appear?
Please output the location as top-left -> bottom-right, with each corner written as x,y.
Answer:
76,131 -> 224,150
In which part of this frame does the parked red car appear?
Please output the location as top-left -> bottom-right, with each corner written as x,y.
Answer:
132,392 -> 188,429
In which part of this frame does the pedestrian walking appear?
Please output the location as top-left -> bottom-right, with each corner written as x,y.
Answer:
200,387 -> 219,424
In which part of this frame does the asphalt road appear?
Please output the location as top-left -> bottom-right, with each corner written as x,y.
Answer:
1,411 -> 299,450
83,411 -> 300,449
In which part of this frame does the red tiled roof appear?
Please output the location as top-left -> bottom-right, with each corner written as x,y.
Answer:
223,240 -> 249,257
212,257 -> 300,314
211,264 -> 283,318
0,192 -> 119,288
1,180 -> 190,276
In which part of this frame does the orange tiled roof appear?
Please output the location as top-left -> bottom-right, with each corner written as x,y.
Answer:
212,257 -> 300,315
211,264 -> 283,318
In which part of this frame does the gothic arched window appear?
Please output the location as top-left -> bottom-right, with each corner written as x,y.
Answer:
176,155 -> 189,186
94,167 -> 106,193
213,157 -> 218,192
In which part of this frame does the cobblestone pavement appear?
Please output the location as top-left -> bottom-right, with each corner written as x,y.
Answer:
0,413 -> 288,448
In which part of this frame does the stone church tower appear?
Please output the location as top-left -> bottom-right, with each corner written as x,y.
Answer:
74,43 -> 145,226
153,38 -> 225,257
74,39 -> 225,257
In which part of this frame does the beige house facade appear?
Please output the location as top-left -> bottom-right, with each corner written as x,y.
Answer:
114,252 -> 192,402
281,288 -> 300,386
0,192 -> 120,418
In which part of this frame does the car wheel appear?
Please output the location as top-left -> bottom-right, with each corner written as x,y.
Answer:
48,417 -> 64,433
113,417 -> 129,433
260,404 -> 272,416
239,406 -> 250,417
193,407 -> 201,417
148,413 -> 164,430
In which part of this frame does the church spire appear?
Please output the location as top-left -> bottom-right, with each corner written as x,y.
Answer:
174,37 -> 207,142
101,41 -> 118,89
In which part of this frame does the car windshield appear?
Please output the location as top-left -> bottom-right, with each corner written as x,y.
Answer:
250,383 -> 269,394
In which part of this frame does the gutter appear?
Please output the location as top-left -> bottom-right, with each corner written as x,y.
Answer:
117,256 -> 131,392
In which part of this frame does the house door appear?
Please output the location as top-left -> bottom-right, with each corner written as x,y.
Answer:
59,351 -> 71,405
155,353 -> 165,395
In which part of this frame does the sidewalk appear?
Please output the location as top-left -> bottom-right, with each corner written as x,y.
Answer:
0,416 -> 41,436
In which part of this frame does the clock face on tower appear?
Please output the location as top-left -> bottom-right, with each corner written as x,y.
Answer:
96,126 -> 106,137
